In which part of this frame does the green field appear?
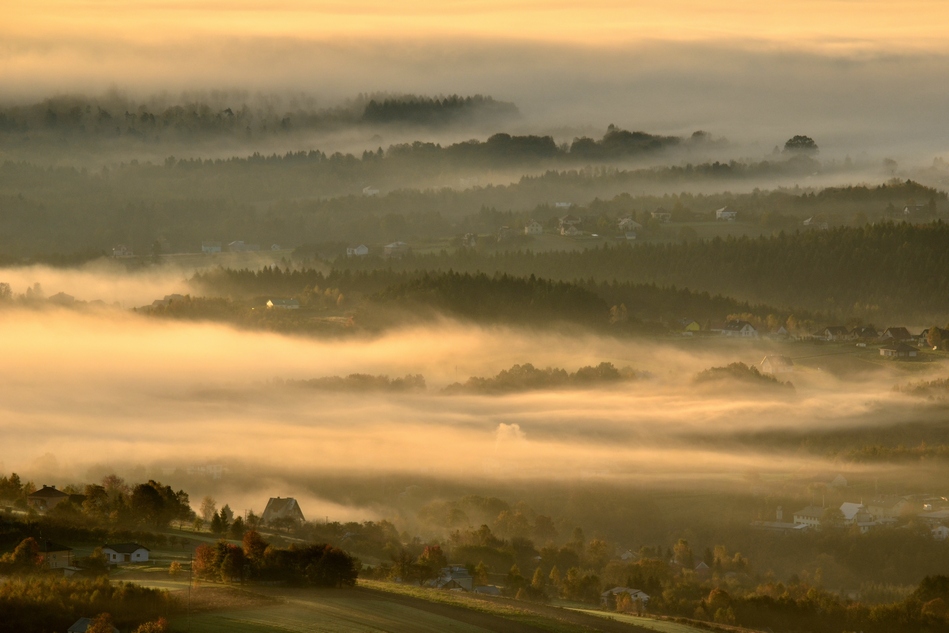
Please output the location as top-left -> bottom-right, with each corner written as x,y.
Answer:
569,609 -> 712,633
168,581 -> 670,633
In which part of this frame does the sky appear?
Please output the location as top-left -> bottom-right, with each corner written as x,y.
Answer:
5,1 -> 949,49
3,1 -> 949,157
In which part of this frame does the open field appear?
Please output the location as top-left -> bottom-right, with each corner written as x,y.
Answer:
569,609 -> 732,633
166,580 -> 670,633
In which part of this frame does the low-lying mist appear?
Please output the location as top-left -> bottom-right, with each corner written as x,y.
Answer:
3,301 -> 946,519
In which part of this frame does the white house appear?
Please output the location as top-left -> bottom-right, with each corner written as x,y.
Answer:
201,241 -> 222,253
112,245 -> 134,258
715,207 -> 738,221
880,342 -> 919,358
524,220 -> 544,236
650,210 -> 671,223
793,505 -> 824,528
618,217 -> 642,232
362,186 -> 379,196
561,225 -> 580,237
721,320 -> 758,338
346,244 -> 369,257
933,526 -> 949,540
102,543 -> 150,564
600,587 -> 650,607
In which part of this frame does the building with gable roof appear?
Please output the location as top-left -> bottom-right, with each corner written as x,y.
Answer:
27,485 -> 70,512
262,497 -> 306,525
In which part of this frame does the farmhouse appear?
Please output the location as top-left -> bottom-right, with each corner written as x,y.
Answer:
850,325 -> 879,340
102,543 -> 150,564
866,496 -> 913,519
617,217 -> 642,232
881,327 -> 913,341
346,244 -> 369,257
37,540 -> 72,569
715,206 -> 738,221
679,319 -> 701,334
600,587 -> 650,607
721,320 -> 758,338
879,342 -> 919,359
262,496 -> 306,525
27,485 -> 69,512
201,241 -> 222,253
793,505 -> 824,528
650,210 -> 671,223
560,225 -> 580,236
431,565 -> 473,591
820,326 -> 851,341
524,220 -> 544,236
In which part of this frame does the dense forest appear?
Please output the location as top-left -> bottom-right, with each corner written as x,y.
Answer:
0,93 -> 519,141
179,266 -> 805,333
335,222 -> 949,323
0,138 -> 939,255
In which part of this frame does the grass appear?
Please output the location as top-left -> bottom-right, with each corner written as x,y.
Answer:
569,609 -> 711,633
167,580 -> 660,633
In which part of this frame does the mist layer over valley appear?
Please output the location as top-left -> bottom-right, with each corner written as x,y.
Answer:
6,6 -> 949,631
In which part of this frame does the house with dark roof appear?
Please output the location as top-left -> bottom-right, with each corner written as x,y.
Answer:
850,325 -> 879,340
600,587 -> 650,607
721,320 -> 758,338
27,485 -> 70,512
262,497 -> 305,525
793,506 -> 825,528
429,565 -> 473,591
866,496 -> 913,519
102,543 -> 150,564
881,327 -> 913,341
880,342 -> 919,359
820,326 -> 851,341
37,540 -> 72,569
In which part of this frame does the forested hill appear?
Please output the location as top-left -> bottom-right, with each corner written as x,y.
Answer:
0,93 -> 518,140
339,222 -> 949,324
188,267 -> 809,331
360,95 -> 518,126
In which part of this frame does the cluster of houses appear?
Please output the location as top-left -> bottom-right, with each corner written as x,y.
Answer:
752,495 -> 949,538
344,242 -> 412,258
678,319 -> 930,359
201,240 -> 280,254
25,538 -> 150,573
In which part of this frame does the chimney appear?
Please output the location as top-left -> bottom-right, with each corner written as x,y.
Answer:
776,506 -> 783,521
